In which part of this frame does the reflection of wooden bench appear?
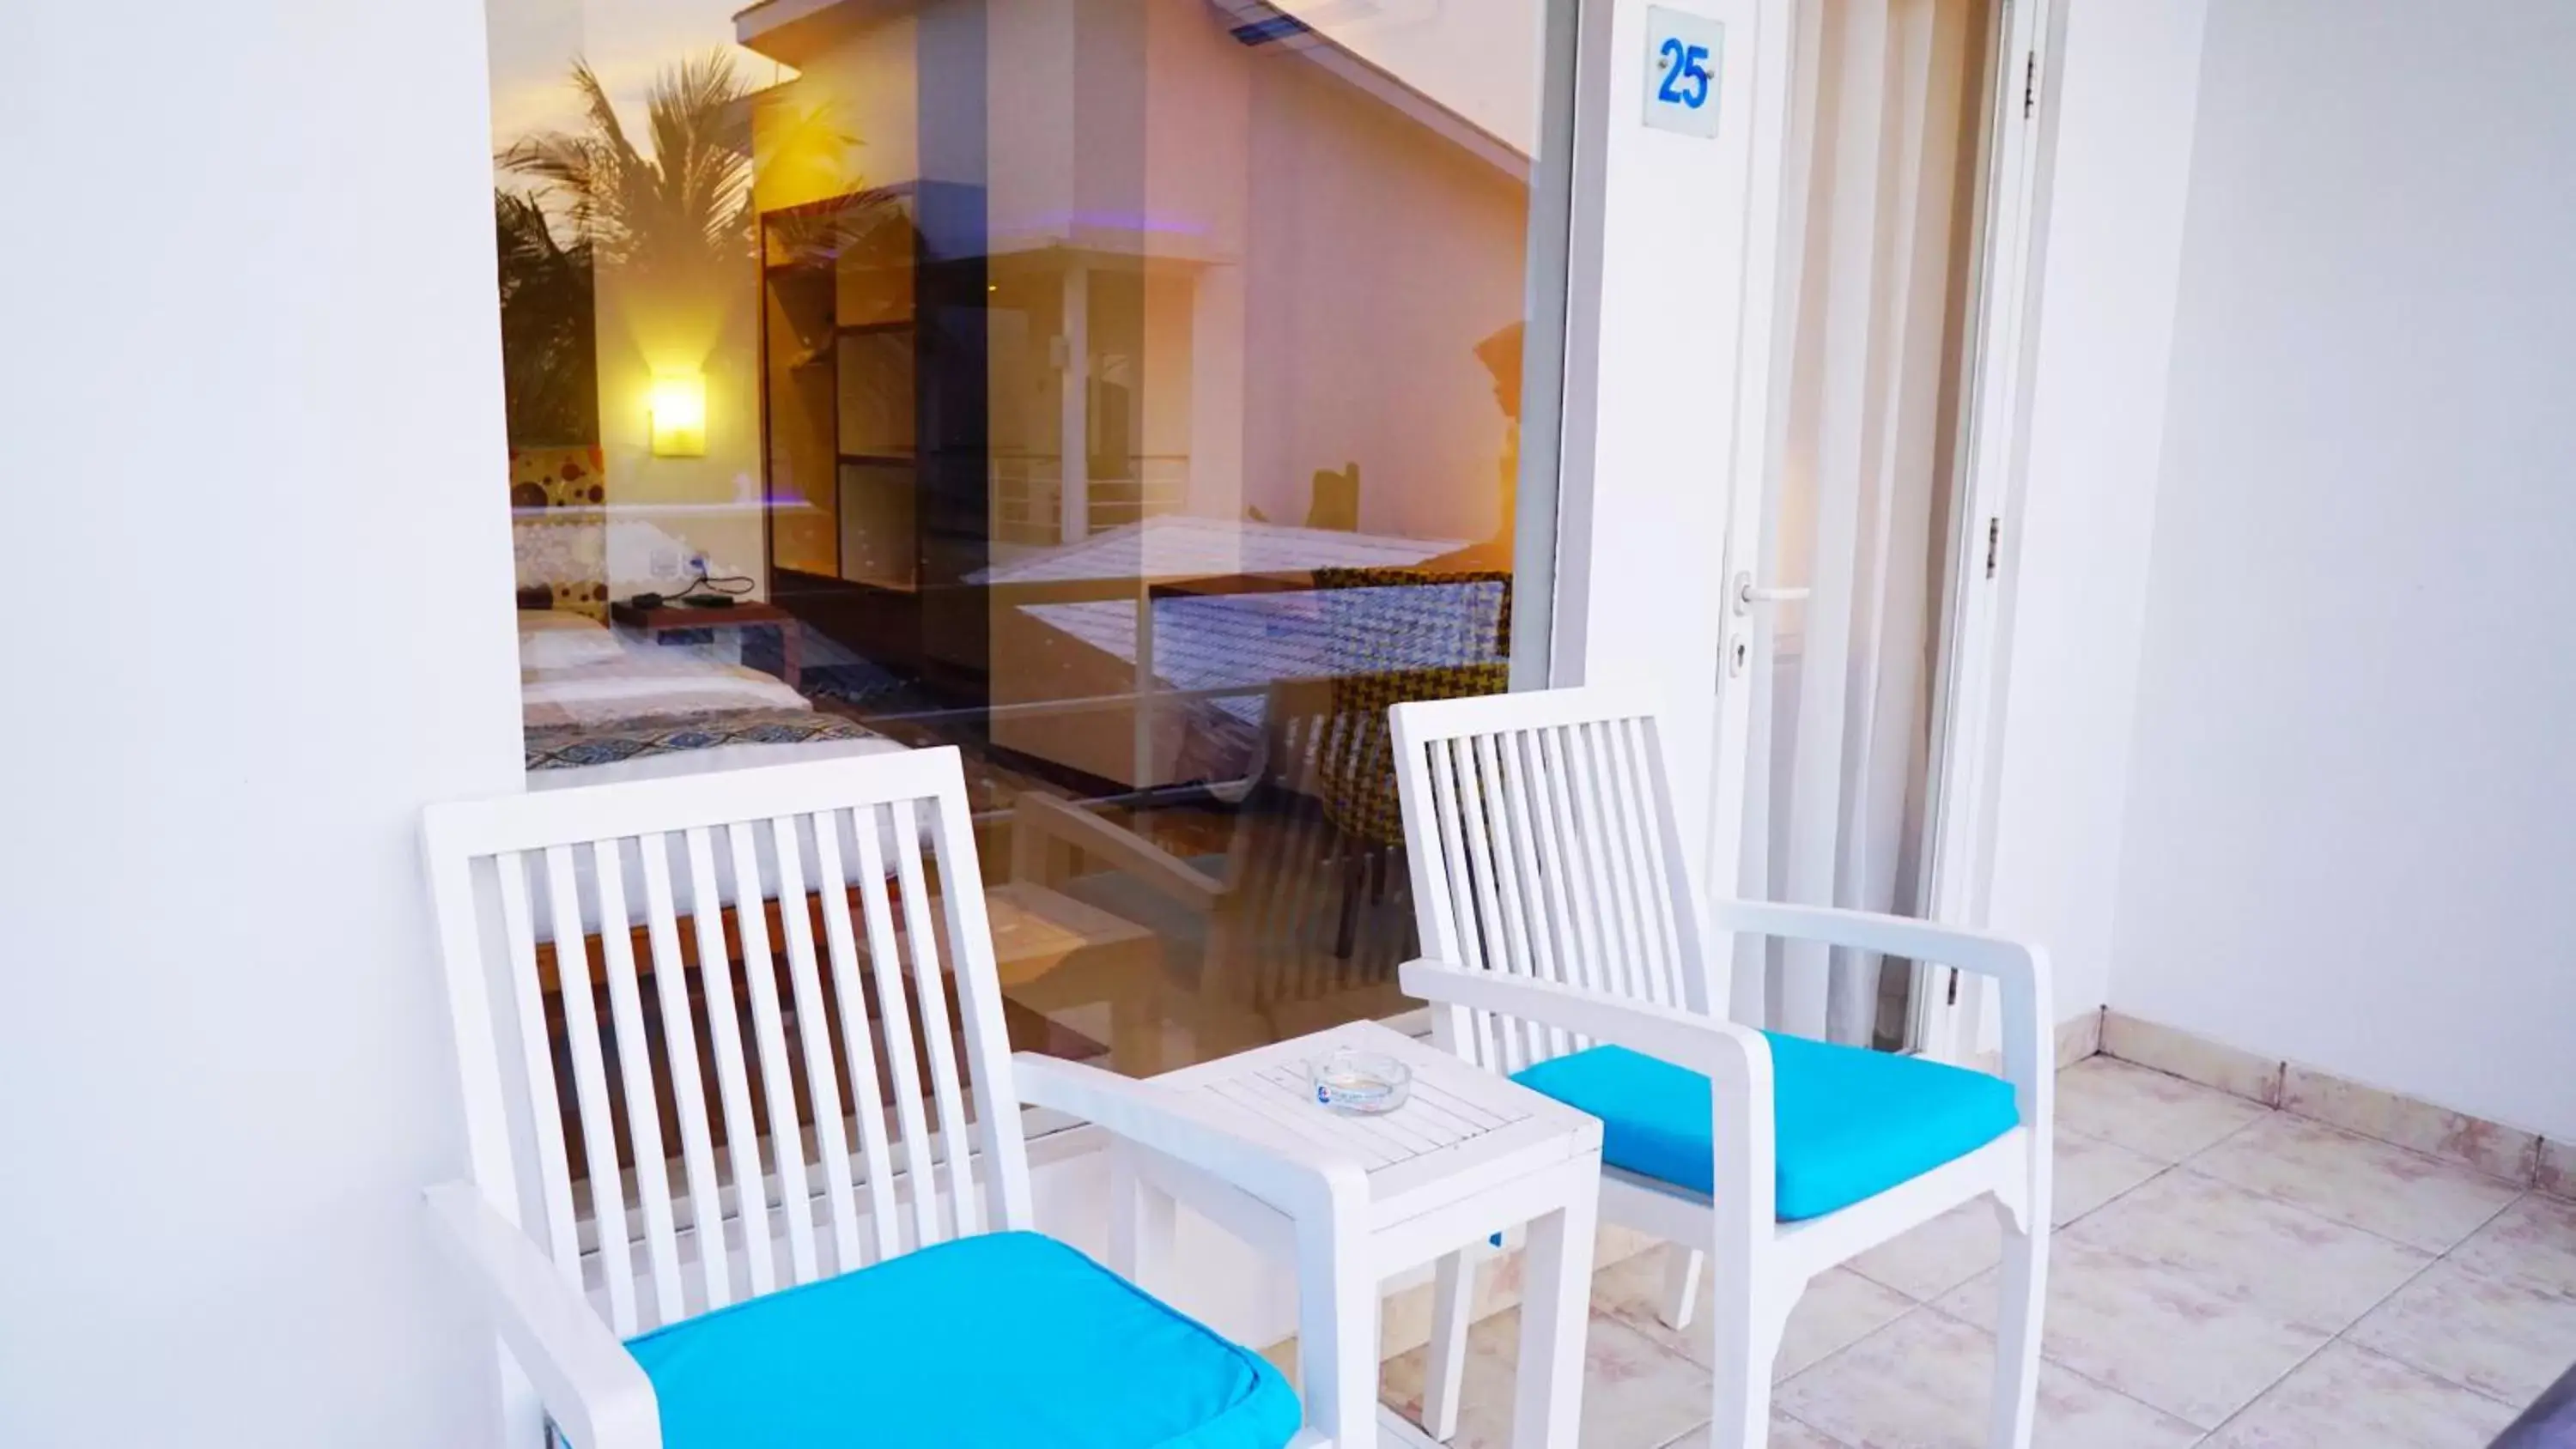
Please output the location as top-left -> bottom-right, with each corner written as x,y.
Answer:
538,881 -> 1162,1179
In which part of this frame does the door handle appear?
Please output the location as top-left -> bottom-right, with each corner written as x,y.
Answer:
1732,571 -> 1811,615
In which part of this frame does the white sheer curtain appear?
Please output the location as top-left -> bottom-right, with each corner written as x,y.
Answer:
1737,0 -> 1992,1047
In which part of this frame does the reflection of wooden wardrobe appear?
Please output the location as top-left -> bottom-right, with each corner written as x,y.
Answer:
760,185 -> 992,695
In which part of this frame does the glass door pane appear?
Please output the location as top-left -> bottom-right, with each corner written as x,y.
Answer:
484,0 -> 1576,1094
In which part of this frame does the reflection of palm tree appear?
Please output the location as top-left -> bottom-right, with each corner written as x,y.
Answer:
489,49 -> 908,449
494,191 -> 597,446
500,52 -> 756,282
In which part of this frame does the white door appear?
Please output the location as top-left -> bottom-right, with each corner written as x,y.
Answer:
1552,0 -> 1801,984
1613,0 -> 2056,1054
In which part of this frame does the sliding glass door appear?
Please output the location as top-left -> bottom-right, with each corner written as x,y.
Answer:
483,0 -> 1578,1103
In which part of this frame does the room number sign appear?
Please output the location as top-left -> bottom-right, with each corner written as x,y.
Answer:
1643,6 -> 1724,139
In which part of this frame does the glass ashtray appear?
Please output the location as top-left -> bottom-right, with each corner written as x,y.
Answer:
1308,1048 -> 1413,1115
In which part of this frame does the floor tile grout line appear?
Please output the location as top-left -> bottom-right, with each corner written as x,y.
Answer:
2169,1119 -> 2523,1258
2034,1149 -> 2469,1433
2303,1242 -> 2479,1403
2152,1156 -> 2461,1258
1899,1290 -> 2210,1435
2323,1187 -> 2565,1413
2057,1156 -> 2183,1235
1774,1300 -> 1935,1392
2170,1102 -> 2280,1161
1879,1138 -> 2528,1439
2430,1187 -> 2543,1287
2189,1297 -> 2360,1445
2190,1100 -> 2531,1191
1839,1143 -> 2183,1307
1777,1404 -> 1857,1448
2090,1048 -> 2548,1196
2331,1334 -> 2532,1412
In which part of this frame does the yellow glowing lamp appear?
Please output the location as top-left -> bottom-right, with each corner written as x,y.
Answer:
648,374 -> 708,457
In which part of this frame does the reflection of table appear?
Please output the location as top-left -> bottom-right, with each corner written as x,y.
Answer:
1109,1021 -> 1602,1447
611,598 -> 802,688
983,882 -> 1165,1076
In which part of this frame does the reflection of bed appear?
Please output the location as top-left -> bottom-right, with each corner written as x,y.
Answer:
517,610 -> 898,786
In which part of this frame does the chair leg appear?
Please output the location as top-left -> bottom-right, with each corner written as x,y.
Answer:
1989,1197 -> 2049,1449
1707,1268 -> 1790,1449
1659,1245 -> 1704,1331
1332,851 -> 1365,960
1422,1249 -> 1475,1441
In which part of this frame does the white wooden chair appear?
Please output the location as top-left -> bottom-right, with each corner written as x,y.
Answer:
1387,687 -> 2052,1449
420,748 -> 1379,1448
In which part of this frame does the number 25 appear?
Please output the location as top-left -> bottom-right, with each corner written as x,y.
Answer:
1656,38 -> 1711,110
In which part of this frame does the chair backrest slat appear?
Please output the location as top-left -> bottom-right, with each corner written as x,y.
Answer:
636,832 -> 733,1311
1419,734 -> 1496,1063
768,814 -> 864,1276
1487,730 -> 1570,1063
928,795 -> 1036,1232
681,823 -> 777,1298
1600,718 -> 1674,1006
1533,725 -> 1607,1016
543,843 -> 641,1336
723,820 -> 820,1286
1391,689 -> 1715,1072
808,813 -> 903,1266
848,808 -> 943,1252
888,799 -> 981,1240
494,852 -> 582,1289
591,840 -> 684,1326
424,749 -> 1032,1338
1569,722 -> 1645,1004
1451,734 -> 1528,1072
1615,717 -> 1689,1008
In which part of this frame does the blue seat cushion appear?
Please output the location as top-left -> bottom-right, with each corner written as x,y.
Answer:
1512,1035 -> 2020,1221
619,1231 -> 1301,1449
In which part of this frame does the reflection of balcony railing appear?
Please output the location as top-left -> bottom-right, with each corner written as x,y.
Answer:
992,453 -> 1190,546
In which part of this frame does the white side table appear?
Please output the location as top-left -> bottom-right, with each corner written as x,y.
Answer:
1107,1020 -> 1604,1448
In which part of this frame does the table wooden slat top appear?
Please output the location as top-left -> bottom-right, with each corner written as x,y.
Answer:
1151,1020 -> 1601,1225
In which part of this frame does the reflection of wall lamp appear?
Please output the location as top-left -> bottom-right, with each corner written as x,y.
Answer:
649,374 -> 707,457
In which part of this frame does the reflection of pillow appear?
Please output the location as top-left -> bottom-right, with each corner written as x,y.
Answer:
518,612 -> 627,670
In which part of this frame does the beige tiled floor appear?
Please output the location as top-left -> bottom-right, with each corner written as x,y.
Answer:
1379,1055 -> 2575,1446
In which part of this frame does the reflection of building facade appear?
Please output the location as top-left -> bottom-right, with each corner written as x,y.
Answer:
734,0 -> 1533,788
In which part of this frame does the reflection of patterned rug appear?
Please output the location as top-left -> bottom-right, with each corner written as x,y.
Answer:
525,708 -> 881,771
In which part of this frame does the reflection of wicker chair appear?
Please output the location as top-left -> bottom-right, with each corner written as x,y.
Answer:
1011,678 -> 1412,1055
1007,571 -> 1515,1057
1309,567 -> 1511,849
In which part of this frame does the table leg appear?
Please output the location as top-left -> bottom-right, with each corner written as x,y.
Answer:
777,620 -> 801,690
1511,1163 -> 1599,1449
1106,1147 -> 1175,1293
1296,1212 -> 1379,1448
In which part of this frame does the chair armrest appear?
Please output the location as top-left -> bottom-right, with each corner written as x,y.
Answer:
1400,960 -> 1775,1091
1009,793 -> 1227,910
424,1181 -> 660,1449
1715,900 -> 2055,1147
1012,1053 -> 1368,1222
1715,900 -> 2045,999
1399,960 -> 1780,1228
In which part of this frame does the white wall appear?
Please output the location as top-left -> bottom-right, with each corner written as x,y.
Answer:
1978,0 -> 2209,1022
2109,0 -> 2576,1140
0,1 -> 524,1443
